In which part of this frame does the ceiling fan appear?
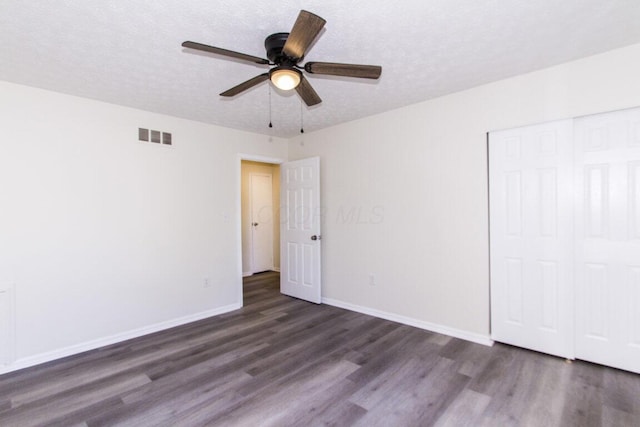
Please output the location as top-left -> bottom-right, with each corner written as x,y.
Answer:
181,10 -> 382,107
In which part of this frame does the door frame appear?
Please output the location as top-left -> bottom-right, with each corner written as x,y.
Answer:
236,154 -> 286,307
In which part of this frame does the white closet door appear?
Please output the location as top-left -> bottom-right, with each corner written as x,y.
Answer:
574,108 -> 640,374
489,120 -> 575,358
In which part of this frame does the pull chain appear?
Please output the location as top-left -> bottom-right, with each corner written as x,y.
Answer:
268,85 -> 273,128
300,100 -> 304,134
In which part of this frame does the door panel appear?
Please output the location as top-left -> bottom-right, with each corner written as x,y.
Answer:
250,173 -> 273,273
538,260 -> 559,331
631,267 -> 640,347
505,257 -> 523,324
489,120 -> 574,359
574,108 -> 640,374
630,161 -> 640,238
280,157 -> 321,303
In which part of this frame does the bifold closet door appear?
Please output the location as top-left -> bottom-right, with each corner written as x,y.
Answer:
574,108 -> 640,374
489,120 -> 574,359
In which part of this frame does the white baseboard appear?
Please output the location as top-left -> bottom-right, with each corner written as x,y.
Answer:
1,297 -> 492,376
272,267 -> 280,272
322,297 -> 494,347
0,302 -> 242,376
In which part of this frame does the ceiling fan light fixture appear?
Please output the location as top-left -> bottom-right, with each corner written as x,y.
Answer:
270,66 -> 301,91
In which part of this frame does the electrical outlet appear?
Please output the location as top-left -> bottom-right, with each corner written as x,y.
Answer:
203,278 -> 211,288
369,274 -> 376,286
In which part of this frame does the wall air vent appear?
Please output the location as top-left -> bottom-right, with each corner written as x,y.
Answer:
151,130 -> 161,143
138,128 -> 149,141
138,128 -> 172,146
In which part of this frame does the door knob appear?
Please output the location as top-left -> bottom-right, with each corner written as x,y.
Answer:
252,222 -> 258,227
311,235 -> 321,241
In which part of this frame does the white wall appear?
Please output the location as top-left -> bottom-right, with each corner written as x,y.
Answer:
0,81 -> 287,373
241,161 -> 280,275
288,42 -> 640,343
3,42 -> 640,373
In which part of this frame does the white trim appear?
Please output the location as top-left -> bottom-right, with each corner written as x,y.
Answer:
242,271 -> 253,277
238,154 -> 285,165
0,302 -> 241,375
322,297 -> 494,347
272,267 -> 280,272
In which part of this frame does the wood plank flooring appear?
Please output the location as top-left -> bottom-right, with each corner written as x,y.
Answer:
1,271 -> 639,426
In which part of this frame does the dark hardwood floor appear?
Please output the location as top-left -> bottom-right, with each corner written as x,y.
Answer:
1,271 -> 639,426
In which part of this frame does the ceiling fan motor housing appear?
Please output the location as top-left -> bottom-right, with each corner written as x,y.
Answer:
265,32 -> 300,65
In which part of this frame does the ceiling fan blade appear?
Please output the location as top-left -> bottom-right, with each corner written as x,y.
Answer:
304,62 -> 382,79
282,10 -> 326,60
182,41 -> 269,65
295,76 -> 322,106
220,73 -> 270,97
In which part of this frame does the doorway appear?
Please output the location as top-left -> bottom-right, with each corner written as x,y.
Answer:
241,160 -> 281,276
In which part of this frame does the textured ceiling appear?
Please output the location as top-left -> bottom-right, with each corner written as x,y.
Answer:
2,1 -> 640,137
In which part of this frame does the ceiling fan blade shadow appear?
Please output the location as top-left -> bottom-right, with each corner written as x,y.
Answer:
220,73 -> 270,97
295,76 -> 322,106
182,41 -> 269,65
304,62 -> 382,79
282,10 -> 326,60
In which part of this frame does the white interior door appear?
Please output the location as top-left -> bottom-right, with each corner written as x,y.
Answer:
489,120 -> 575,359
250,173 -> 273,273
574,108 -> 640,374
280,157 -> 322,304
